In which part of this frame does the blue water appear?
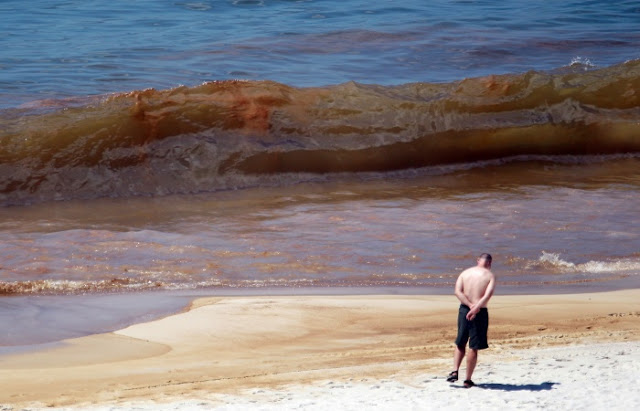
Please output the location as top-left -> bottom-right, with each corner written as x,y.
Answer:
1,0 -> 638,107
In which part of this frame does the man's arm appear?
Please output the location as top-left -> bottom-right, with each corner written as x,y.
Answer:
466,273 -> 496,320
454,273 -> 474,307
474,273 -> 496,309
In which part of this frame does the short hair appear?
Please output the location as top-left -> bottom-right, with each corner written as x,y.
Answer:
479,253 -> 492,262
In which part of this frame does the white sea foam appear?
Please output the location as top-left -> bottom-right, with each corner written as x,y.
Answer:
538,251 -> 577,269
537,251 -> 640,274
569,56 -> 595,69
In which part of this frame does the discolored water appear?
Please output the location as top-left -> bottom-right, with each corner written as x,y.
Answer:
1,0 -> 639,346
1,158 -> 638,296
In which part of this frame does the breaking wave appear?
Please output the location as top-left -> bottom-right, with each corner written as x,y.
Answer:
2,59 -> 640,206
534,251 -> 640,274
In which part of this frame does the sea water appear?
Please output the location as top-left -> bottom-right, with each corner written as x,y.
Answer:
1,0 -> 639,345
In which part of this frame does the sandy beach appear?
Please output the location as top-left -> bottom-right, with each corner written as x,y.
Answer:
1,289 -> 639,410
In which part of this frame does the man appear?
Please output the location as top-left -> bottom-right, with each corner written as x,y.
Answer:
446,253 -> 496,388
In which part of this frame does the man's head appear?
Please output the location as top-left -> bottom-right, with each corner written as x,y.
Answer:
477,253 -> 492,268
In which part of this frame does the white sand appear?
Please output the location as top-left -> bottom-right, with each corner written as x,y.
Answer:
32,340 -> 639,411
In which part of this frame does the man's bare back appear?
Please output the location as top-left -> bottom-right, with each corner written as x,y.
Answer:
447,253 -> 496,387
455,255 -> 496,320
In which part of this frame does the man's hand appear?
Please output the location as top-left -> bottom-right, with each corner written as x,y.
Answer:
466,306 -> 479,321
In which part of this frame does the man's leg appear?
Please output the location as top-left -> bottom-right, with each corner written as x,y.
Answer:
465,348 -> 478,381
449,304 -> 470,382
453,345 -> 465,371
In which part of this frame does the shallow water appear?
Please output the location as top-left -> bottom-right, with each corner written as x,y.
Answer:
1,157 -> 638,296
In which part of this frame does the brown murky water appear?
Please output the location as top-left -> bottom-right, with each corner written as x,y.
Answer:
2,157 -> 638,296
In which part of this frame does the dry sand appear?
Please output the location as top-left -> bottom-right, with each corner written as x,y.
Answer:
1,289 -> 639,410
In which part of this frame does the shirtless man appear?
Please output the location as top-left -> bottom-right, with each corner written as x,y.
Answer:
446,253 -> 496,388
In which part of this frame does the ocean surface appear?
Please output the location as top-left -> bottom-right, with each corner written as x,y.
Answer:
1,0 -> 639,345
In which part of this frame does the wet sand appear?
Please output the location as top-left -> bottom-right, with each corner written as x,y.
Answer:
1,289 -> 639,409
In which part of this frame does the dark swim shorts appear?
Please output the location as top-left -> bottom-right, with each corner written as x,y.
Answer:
455,304 -> 489,350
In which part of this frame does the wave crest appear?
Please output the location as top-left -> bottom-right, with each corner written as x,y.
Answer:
534,251 -> 640,274
2,60 -> 640,205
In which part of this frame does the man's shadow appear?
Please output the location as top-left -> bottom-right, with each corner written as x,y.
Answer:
477,382 -> 558,391
451,382 -> 557,391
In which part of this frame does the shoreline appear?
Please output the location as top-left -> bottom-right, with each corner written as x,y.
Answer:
2,282 -> 638,347
1,289 -> 639,408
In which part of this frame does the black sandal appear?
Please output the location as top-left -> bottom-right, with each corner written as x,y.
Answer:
446,371 -> 458,382
464,379 -> 475,388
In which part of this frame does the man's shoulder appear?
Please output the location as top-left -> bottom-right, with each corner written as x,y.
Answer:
462,266 -> 495,280
479,267 -> 495,279
462,266 -> 485,275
